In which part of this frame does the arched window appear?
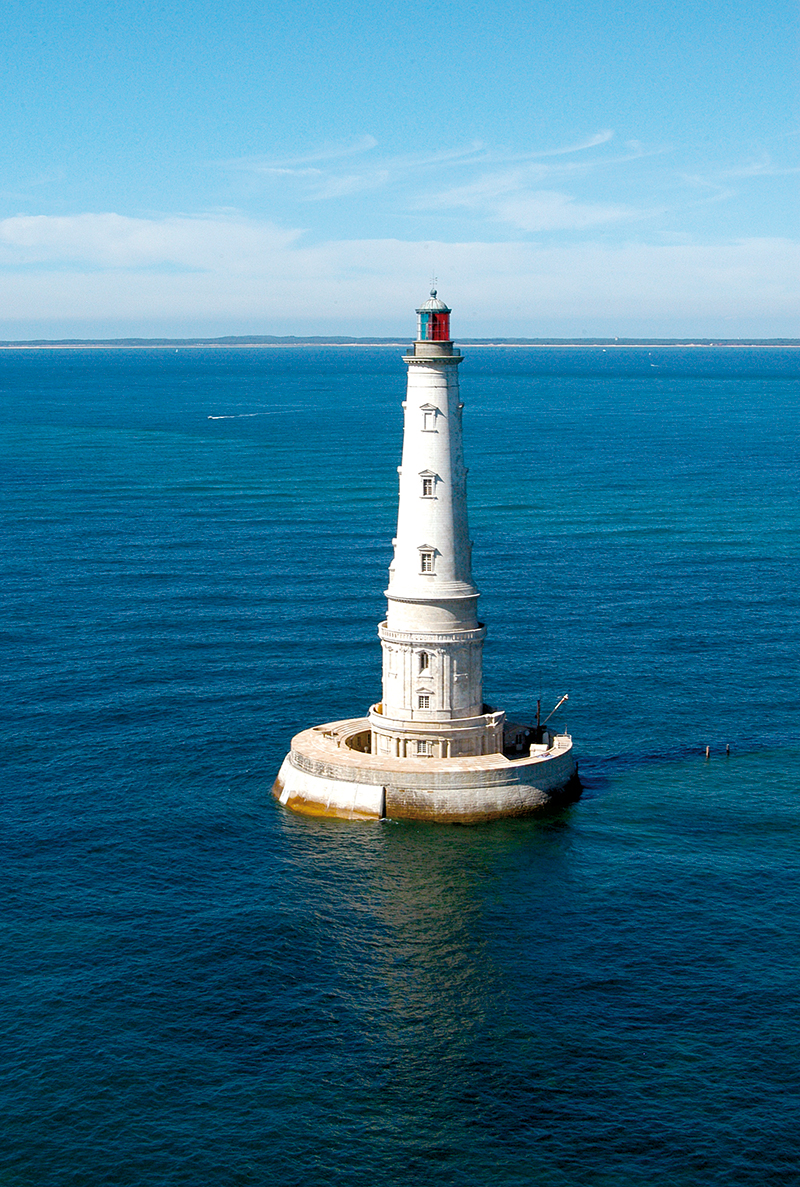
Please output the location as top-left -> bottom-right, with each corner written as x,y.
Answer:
419,652 -> 429,672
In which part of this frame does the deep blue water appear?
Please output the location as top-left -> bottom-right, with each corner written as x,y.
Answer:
2,345 -> 800,1186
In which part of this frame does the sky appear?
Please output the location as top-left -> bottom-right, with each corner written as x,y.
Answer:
1,0 -> 798,338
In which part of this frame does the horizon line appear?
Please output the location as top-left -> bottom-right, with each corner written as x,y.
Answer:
2,335 -> 800,350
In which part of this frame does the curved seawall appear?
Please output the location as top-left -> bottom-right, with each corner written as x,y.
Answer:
273,719 -> 579,823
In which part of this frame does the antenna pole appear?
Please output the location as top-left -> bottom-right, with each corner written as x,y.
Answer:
542,693 -> 569,726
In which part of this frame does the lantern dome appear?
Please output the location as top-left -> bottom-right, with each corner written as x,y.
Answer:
416,290 -> 451,314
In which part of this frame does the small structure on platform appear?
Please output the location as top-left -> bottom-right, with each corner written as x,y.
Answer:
273,292 -> 579,822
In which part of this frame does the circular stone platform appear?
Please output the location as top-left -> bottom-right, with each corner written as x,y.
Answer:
273,717 -> 580,824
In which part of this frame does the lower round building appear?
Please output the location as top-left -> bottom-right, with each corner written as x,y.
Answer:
274,717 -> 579,823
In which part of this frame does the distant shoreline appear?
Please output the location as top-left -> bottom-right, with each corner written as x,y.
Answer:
1,337 -> 799,350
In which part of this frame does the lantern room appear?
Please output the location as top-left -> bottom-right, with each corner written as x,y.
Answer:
416,290 -> 451,342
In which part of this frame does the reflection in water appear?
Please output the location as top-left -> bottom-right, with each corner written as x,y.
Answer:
273,808 -> 580,1173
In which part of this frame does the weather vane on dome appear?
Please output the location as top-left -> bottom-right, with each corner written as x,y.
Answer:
430,273 -> 438,297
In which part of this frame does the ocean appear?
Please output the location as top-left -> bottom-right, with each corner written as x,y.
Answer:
2,343 -> 799,1185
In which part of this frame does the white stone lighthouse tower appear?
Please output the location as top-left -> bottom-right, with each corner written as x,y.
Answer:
273,292 -> 578,823
369,292 -> 504,760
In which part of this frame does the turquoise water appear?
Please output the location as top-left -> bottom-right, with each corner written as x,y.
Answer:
2,345 -> 799,1185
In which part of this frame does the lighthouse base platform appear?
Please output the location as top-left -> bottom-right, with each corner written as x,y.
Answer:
273,718 -> 580,824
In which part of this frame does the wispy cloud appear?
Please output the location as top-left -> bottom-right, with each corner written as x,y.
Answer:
422,167 -> 552,207
524,129 -> 615,157
391,143 -> 489,169
721,157 -> 800,179
679,174 -> 739,206
306,171 -> 391,200
218,130 -> 635,207
226,135 -> 379,175
679,148 -> 800,200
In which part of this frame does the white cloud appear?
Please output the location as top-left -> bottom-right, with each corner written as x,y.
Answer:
0,213 -> 798,336
423,167 -> 645,230
0,213 -> 301,270
497,190 -> 642,231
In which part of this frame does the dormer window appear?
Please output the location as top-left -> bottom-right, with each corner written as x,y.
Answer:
420,404 -> 438,431
419,470 -> 437,497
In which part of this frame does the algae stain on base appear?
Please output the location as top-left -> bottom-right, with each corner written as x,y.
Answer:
273,293 -> 579,824
274,754 -> 385,821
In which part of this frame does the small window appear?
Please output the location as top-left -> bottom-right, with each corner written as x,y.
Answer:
418,694 -> 430,709
416,740 -> 433,755
419,652 -> 429,671
422,477 -> 433,497
420,552 -> 434,573
423,410 -> 436,431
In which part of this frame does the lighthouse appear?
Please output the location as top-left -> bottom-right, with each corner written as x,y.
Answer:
369,291 -> 504,761
273,292 -> 579,823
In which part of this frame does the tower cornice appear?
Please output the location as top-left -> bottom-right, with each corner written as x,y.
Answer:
384,586 -> 480,602
378,622 -> 486,645
402,352 -> 463,365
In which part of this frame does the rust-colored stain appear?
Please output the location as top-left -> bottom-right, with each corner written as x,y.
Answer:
272,777 -> 381,822
282,795 -> 380,822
